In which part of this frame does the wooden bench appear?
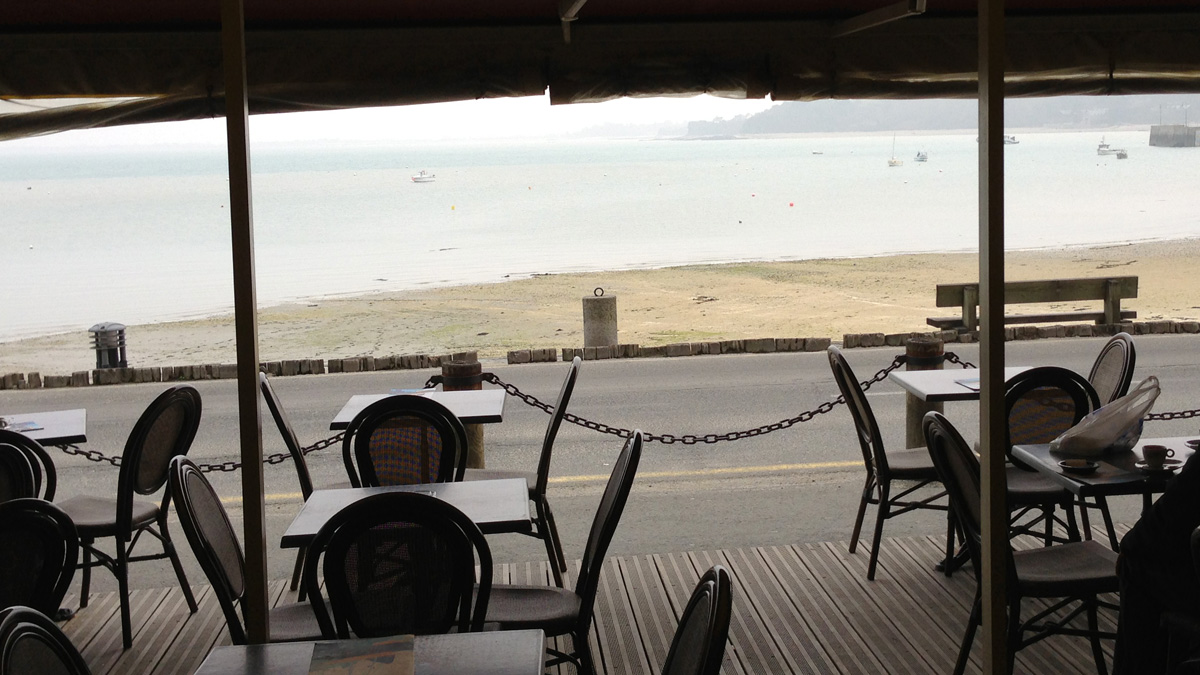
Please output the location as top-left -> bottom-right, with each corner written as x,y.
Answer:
926,276 -> 1138,330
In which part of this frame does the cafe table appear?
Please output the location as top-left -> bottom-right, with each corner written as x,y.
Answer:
1011,436 -> 1196,549
280,478 -> 533,549
888,366 -> 1029,447
195,629 -> 546,675
330,389 -> 506,430
0,408 -> 87,446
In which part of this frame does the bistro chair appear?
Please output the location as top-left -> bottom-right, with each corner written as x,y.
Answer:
924,411 -> 1117,675
302,491 -> 492,639
661,565 -> 733,675
465,356 -> 580,587
343,394 -> 468,487
57,384 -> 202,649
484,430 -> 643,675
0,499 -> 77,618
0,429 -> 56,501
259,372 -> 351,599
1088,332 -> 1137,405
169,457 -> 321,644
1004,366 -> 1099,546
827,346 -> 949,580
0,443 -> 36,505
0,606 -> 91,675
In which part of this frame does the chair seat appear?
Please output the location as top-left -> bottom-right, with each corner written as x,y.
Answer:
1006,466 -> 1072,504
484,584 -> 581,636
57,495 -> 159,537
268,602 -> 324,642
885,448 -> 940,479
463,468 -> 536,494
1014,540 -> 1119,597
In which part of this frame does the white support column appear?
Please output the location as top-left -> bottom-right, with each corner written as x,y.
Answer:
978,0 -> 1008,671
220,0 -> 269,643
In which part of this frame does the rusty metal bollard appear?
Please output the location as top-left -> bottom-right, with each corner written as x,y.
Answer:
441,359 -> 486,469
904,336 -> 944,449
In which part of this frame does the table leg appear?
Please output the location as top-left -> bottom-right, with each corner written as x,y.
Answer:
905,394 -> 943,449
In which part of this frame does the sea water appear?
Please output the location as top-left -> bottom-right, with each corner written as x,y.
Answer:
2,130 -> 1196,341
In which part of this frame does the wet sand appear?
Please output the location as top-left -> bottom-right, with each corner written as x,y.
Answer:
4,239 -> 1199,376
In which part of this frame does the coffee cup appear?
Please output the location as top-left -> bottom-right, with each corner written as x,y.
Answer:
1142,444 -> 1174,469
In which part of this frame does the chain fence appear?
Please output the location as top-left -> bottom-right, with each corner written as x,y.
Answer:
45,350 -> 1200,470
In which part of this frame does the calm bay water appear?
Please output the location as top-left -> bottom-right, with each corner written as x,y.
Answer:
2,130 -> 1197,341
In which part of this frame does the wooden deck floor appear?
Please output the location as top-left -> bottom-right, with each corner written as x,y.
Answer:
61,533 -> 1120,675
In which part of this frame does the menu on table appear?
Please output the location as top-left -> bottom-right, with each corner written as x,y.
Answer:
310,635 -> 414,674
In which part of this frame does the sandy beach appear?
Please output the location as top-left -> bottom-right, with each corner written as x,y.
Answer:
5,239 -> 1200,376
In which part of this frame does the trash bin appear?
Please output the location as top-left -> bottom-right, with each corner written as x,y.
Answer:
89,322 -> 127,369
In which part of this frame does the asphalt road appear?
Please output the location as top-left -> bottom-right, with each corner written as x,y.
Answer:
4,334 -> 1200,594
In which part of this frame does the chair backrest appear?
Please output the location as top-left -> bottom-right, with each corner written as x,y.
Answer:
574,430 -> 643,635
1004,366 -> 1099,465
534,356 -> 581,497
827,346 -> 888,475
349,395 -> 468,487
259,372 -> 314,500
0,606 -> 91,675
0,430 -> 56,501
303,491 -> 492,639
0,445 -> 36,506
0,499 -> 77,617
923,412 -> 997,582
168,457 -> 250,644
117,385 -> 202,537
661,565 -> 733,675
1088,332 -> 1136,405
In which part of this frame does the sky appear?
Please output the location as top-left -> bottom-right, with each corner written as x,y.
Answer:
9,92 -> 779,149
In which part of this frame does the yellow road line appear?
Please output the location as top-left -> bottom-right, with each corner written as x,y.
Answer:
221,460 -> 863,505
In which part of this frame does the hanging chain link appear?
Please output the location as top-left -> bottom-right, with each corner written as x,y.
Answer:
52,431 -> 346,473
1146,409 -> 1200,421
943,351 -> 977,369
484,354 -> 910,444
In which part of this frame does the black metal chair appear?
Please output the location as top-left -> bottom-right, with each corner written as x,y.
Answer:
1004,366 -> 1099,546
0,499 -> 77,618
465,356 -> 580,587
0,443 -> 36,506
343,394 -> 468,487
57,385 -> 201,649
828,346 -> 949,580
1088,332 -> 1136,406
302,491 -> 492,639
924,411 -> 1117,675
169,457 -> 321,644
484,430 -> 643,675
661,564 -> 733,675
0,429 -> 56,501
259,372 -> 351,599
0,606 -> 91,675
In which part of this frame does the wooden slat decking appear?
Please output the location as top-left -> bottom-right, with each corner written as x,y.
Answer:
62,533 -> 1121,675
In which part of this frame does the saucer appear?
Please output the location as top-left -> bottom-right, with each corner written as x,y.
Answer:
1185,439 -> 1200,450
1135,459 -> 1182,474
1058,459 -> 1098,475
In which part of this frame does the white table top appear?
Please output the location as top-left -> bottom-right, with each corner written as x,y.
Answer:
889,367 -> 1030,402
330,389 -> 507,429
0,409 -> 87,446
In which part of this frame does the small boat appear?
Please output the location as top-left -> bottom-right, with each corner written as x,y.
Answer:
1004,135 -> 1019,144
888,135 -> 903,166
1116,149 -> 1128,159
411,170 -> 435,183
1097,137 -> 1118,155
915,151 -> 928,162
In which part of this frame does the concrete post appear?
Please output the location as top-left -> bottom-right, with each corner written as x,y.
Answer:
442,359 -> 485,468
905,335 -> 945,449
583,288 -> 618,348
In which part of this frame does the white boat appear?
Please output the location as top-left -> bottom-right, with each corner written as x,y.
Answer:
915,151 -> 928,162
1004,135 -> 1019,144
1116,149 -> 1128,159
411,170 -> 435,183
888,135 -> 903,166
1097,137 -> 1118,155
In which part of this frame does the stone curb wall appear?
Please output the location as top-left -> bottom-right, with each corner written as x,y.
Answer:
5,321 -> 1197,390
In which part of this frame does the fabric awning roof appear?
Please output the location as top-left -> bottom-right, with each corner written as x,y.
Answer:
2,1 -> 1199,140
